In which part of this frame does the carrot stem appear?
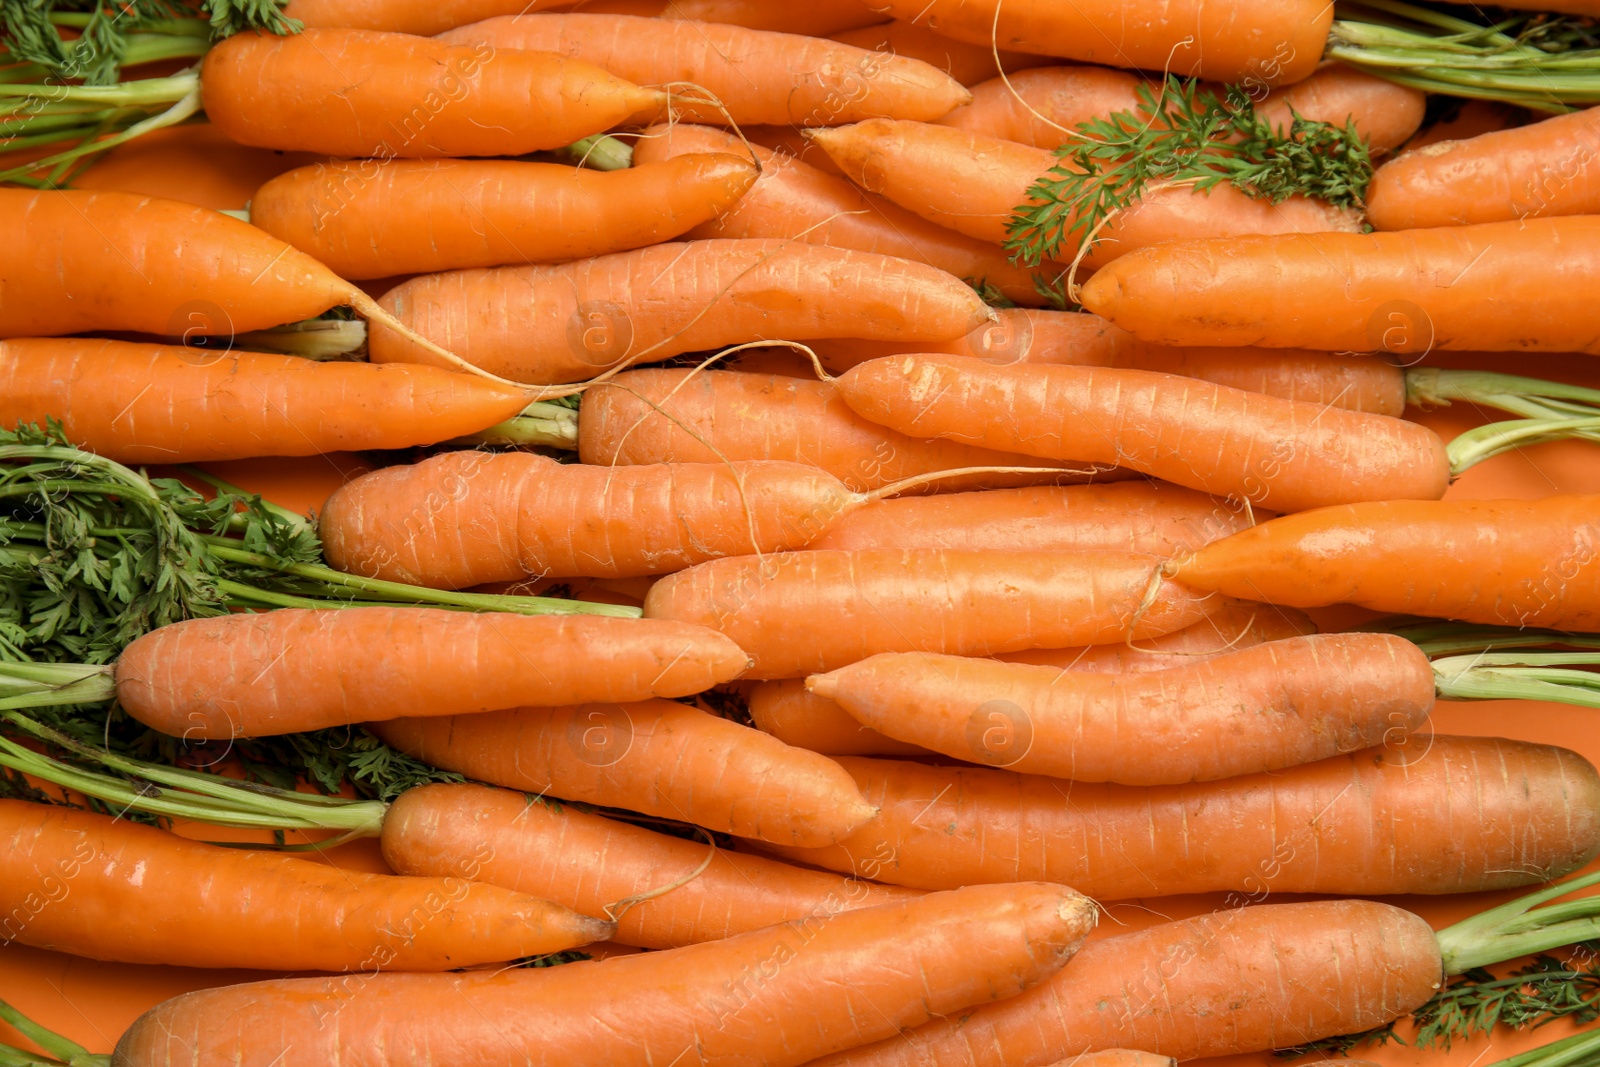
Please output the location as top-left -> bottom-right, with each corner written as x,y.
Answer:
1478,1027 -> 1600,1067
1446,416 -> 1600,475
229,319 -> 367,360
1382,620 -> 1600,658
551,133 -> 635,171
456,402 -> 581,449
0,997 -> 105,1067
0,83 -> 200,185
1436,868 -> 1600,974
1431,652 -> 1600,709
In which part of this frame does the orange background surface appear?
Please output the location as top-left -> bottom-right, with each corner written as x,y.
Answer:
3,125 -> 1600,1064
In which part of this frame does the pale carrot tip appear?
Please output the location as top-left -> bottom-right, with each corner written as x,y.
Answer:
804,672 -> 839,699
577,915 -> 621,943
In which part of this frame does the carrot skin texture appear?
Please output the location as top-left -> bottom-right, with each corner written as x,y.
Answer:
251,153 -> 759,278
318,450 -> 856,588
812,899 -> 1442,1067
749,679 -> 935,758
113,882 -> 1097,1067
382,782 -> 922,948
367,239 -> 992,383
1079,217 -> 1600,354
115,608 -> 750,739
1042,1053 -> 1176,1067
809,633 -> 1436,784
1170,496 -> 1600,631
665,0 -> 884,36
642,548 -> 1220,679
437,14 -> 969,125
283,0 -> 573,34
0,800 -> 612,971
201,29 -> 659,157
369,700 -> 875,846
830,20 -> 1049,86
835,354 -> 1450,512
761,737 -> 1600,896
0,338 -> 529,463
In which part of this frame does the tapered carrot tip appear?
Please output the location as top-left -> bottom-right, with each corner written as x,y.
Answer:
805,672 -> 841,700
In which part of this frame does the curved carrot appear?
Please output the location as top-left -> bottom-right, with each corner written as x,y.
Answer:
201,28 -> 661,157
367,239 -> 992,383
369,701 -> 876,845
1078,217 -> 1600,354
0,799 -> 612,971
630,123 -> 1044,306
0,338 -> 530,463
1367,107 -> 1600,229
665,0 -> 884,36
1167,495 -> 1600,631
383,781 -> 922,947
749,679 -> 934,758
251,153 -> 759,279
576,368 -> 1097,492
282,0 -> 573,34
832,20 -> 1050,86
437,14 -> 968,125
762,737 -> 1600,895
642,548 -> 1221,678
810,119 -> 1361,269
808,633 -> 1435,783
114,882 -> 1097,1067
115,607 -> 750,738
319,450 -> 858,588
834,354 -> 1449,512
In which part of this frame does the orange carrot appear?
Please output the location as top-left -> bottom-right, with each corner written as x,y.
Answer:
112,607 -> 749,738
810,119 -> 1361,269
1405,99 -> 1528,151
665,0 -> 884,36
630,123 -> 1045,306
762,736 -> 1600,895
1257,63 -> 1426,152
746,123 -> 849,176
830,20 -> 1050,86
114,882 -> 1097,1067
808,633 -> 1435,783
1079,217 -> 1600,354
834,354 -> 1449,512
1166,495 -> 1600,632
642,548 -> 1222,678
748,679 -> 934,758
282,0 -> 573,34
1046,1054 -> 1176,1067
250,153 -> 759,279
201,28 -> 661,157
367,239 -> 992,383
369,702 -> 876,845
0,799 -> 612,971
437,14 -> 969,125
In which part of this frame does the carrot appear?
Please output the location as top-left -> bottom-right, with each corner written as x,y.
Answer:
641,548 -> 1223,678
319,450 -> 859,588
0,338 -> 531,464
437,14 -> 969,126
836,0 -> 1330,83
1405,99 -> 1529,151
575,368 -> 1099,493
665,0 -> 885,36
369,700 -> 874,846
830,20 -> 1050,86
746,123 -> 849,176
107,607 -> 749,738
807,633 -> 1435,783
366,239 -> 993,383
383,782 -> 921,947
1258,63 -> 1426,153
250,153 -> 759,279
630,123 -> 1045,306
1046,1054 -> 1175,1067
1165,495 -> 1600,632
748,679 -> 934,757
833,354 -> 1449,512
1367,106 -> 1600,229
1078,217 -> 1600,354
281,0 -> 574,34
113,882 -> 1097,1067
809,119 -> 1361,269
0,799 -> 612,971
201,28 -> 662,157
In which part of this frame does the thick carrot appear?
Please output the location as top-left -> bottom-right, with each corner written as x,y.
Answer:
575,368 -> 1099,493
114,607 -> 749,738
319,450 -> 858,588
834,354 -> 1449,512
642,548 -> 1222,678
382,781 -> 923,947
808,633 -> 1435,783
1166,495 -> 1600,631
831,20 -> 1050,86
1367,107 -> 1600,229
1078,218 -> 1600,354
250,153 -> 759,279
748,679 -> 934,758
201,28 -> 661,157
113,882 -> 1097,1067
367,239 -> 992,383
1049,1054 -> 1175,1067
437,14 -> 968,125
0,800 -> 612,971
282,0 -> 573,34
761,737 -> 1600,895
1258,63 -> 1426,152
0,338 -> 531,464
810,119 -> 1361,269
630,123 -> 1044,306
369,700 -> 873,846
665,0 -> 884,36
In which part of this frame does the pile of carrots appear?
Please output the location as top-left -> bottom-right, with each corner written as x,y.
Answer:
3,0 -> 1600,1065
